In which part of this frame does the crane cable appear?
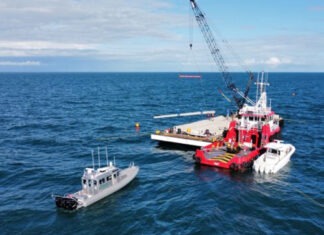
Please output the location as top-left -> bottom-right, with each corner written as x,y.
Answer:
187,4 -> 211,114
189,2 -> 235,108
205,13 -> 256,106
189,0 -> 255,109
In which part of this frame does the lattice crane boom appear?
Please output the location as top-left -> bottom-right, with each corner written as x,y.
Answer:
190,0 -> 254,109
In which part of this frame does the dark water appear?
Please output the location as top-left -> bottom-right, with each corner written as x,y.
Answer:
0,72 -> 323,234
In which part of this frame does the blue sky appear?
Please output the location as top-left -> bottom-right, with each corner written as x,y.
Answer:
0,0 -> 323,72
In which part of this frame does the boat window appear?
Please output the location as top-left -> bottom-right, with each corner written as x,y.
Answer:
88,179 -> 92,187
269,149 -> 278,154
83,179 -> 86,184
94,180 -> 97,186
107,176 -> 112,181
99,178 -> 106,184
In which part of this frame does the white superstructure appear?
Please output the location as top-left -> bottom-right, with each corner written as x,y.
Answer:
238,72 -> 281,133
53,148 -> 139,210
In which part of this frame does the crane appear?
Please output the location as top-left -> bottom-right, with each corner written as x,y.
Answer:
189,0 -> 255,109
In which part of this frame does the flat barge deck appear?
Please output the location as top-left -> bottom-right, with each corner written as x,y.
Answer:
151,115 -> 231,147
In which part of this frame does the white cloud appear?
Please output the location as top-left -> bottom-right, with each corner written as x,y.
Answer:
0,40 -> 98,57
0,0 -> 322,71
243,56 -> 292,66
226,34 -> 324,71
0,61 -> 41,66
0,0 -> 185,43
265,57 -> 292,66
0,0 -> 187,60
265,57 -> 281,65
0,41 -> 96,50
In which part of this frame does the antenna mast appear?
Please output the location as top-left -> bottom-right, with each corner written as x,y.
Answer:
97,147 -> 100,168
105,146 -> 109,166
91,149 -> 95,169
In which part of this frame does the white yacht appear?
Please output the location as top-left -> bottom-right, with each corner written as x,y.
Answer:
253,140 -> 295,174
53,148 -> 139,210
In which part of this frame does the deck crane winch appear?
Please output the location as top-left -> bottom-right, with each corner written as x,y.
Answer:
189,0 -> 255,110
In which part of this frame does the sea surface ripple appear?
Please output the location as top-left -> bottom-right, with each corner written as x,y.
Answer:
0,72 -> 323,234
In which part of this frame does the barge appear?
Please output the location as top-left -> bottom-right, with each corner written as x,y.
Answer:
151,115 -> 230,148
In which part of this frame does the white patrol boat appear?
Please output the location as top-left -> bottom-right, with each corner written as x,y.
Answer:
53,147 -> 139,211
253,140 -> 295,174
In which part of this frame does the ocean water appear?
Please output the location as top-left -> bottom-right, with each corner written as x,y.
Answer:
0,72 -> 323,234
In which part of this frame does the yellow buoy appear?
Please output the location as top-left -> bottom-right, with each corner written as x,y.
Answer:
135,122 -> 140,128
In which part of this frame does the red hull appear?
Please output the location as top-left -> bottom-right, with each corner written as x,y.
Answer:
194,144 -> 261,170
192,73 -> 282,171
193,119 -> 281,171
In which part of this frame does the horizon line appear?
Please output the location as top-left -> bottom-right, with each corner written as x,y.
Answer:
0,71 -> 323,74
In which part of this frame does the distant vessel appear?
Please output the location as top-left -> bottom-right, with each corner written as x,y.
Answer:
193,72 -> 283,170
178,74 -> 202,79
53,148 -> 139,211
253,140 -> 295,174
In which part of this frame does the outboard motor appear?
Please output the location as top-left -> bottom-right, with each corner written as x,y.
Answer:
55,196 -> 78,211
